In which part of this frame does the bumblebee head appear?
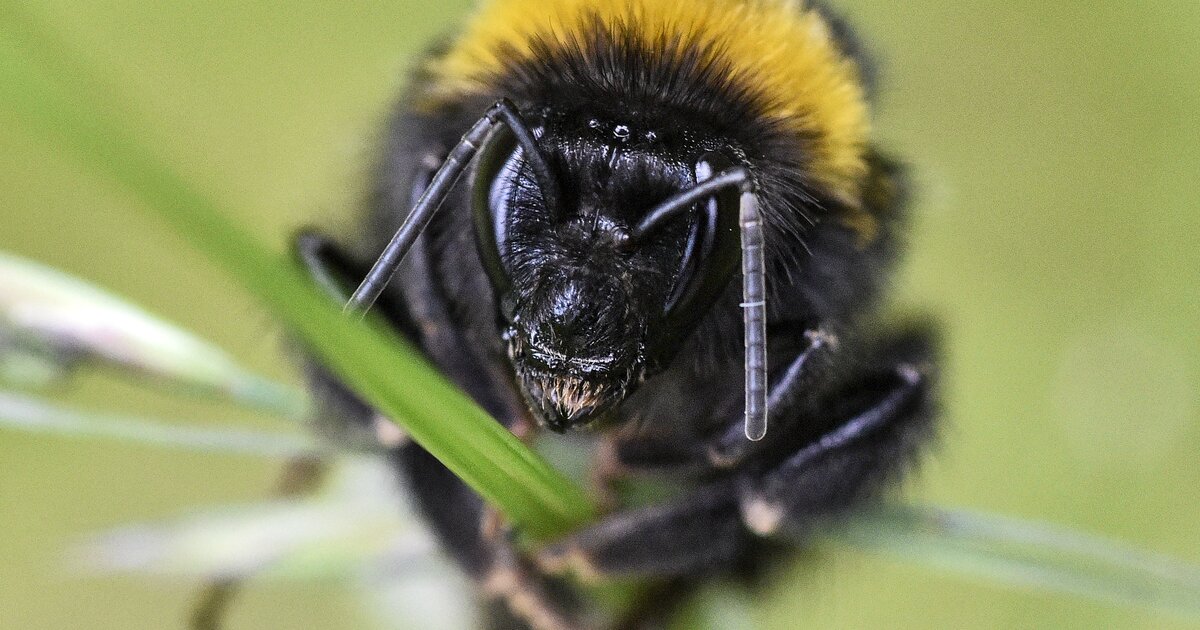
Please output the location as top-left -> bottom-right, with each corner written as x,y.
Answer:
474,111 -> 742,431
395,0 -> 879,439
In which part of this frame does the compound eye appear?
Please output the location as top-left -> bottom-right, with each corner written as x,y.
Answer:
653,151 -> 742,357
665,152 -> 738,306
471,127 -> 521,301
486,144 -> 522,260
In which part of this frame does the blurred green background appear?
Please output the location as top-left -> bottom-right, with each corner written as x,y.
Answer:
1,1 -> 1197,628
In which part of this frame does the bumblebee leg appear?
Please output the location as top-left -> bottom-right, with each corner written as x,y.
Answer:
295,230 -> 353,302
737,330 -> 936,536
535,482 -> 745,580
293,229 -> 424,338
705,327 -> 838,468
396,445 -> 590,630
607,325 -> 837,474
538,330 -> 935,581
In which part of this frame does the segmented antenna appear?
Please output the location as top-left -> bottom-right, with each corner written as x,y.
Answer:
739,190 -> 768,441
346,99 -> 557,315
624,168 -> 768,441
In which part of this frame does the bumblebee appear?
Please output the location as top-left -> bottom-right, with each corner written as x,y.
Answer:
296,0 -> 937,627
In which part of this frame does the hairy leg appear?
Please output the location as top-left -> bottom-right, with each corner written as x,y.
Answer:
536,328 -> 936,582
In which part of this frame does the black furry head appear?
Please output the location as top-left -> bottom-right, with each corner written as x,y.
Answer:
477,113 -> 727,431
448,9 -> 879,432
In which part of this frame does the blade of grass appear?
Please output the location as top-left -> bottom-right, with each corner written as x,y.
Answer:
0,8 -> 595,539
76,459 -> 430,581
834,504 -> 1200,618
0,391 -> 328,458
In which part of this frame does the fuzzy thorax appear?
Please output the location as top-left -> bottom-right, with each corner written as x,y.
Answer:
420,0 -> 871,205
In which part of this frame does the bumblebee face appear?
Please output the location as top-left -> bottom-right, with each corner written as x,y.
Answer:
426,0 -> 879,437
504,262 -> 648,432
476,114 -> 719,431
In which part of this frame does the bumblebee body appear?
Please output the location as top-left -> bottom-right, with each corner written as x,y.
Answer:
298,1 -> 936,627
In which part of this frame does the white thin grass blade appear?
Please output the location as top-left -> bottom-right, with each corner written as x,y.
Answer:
363,564 -> 479,630
77,498 -> 424,581
0,391 -> 328,458
0,343 -> 66,387
0,251 -> 307,418
75,459 -> 477,630
833,504 -> 1200,617
75,459 -> 425,581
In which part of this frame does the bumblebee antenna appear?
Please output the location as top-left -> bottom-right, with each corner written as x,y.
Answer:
626,169 -> 751,240
738,189 -> 767,441
346,98 -> 559,314
624,168 -> 768,441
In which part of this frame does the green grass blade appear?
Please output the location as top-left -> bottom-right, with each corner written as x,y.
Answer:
835,504 -> 1200,618
0,8 -> 595,539
0,391 -> 327,458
